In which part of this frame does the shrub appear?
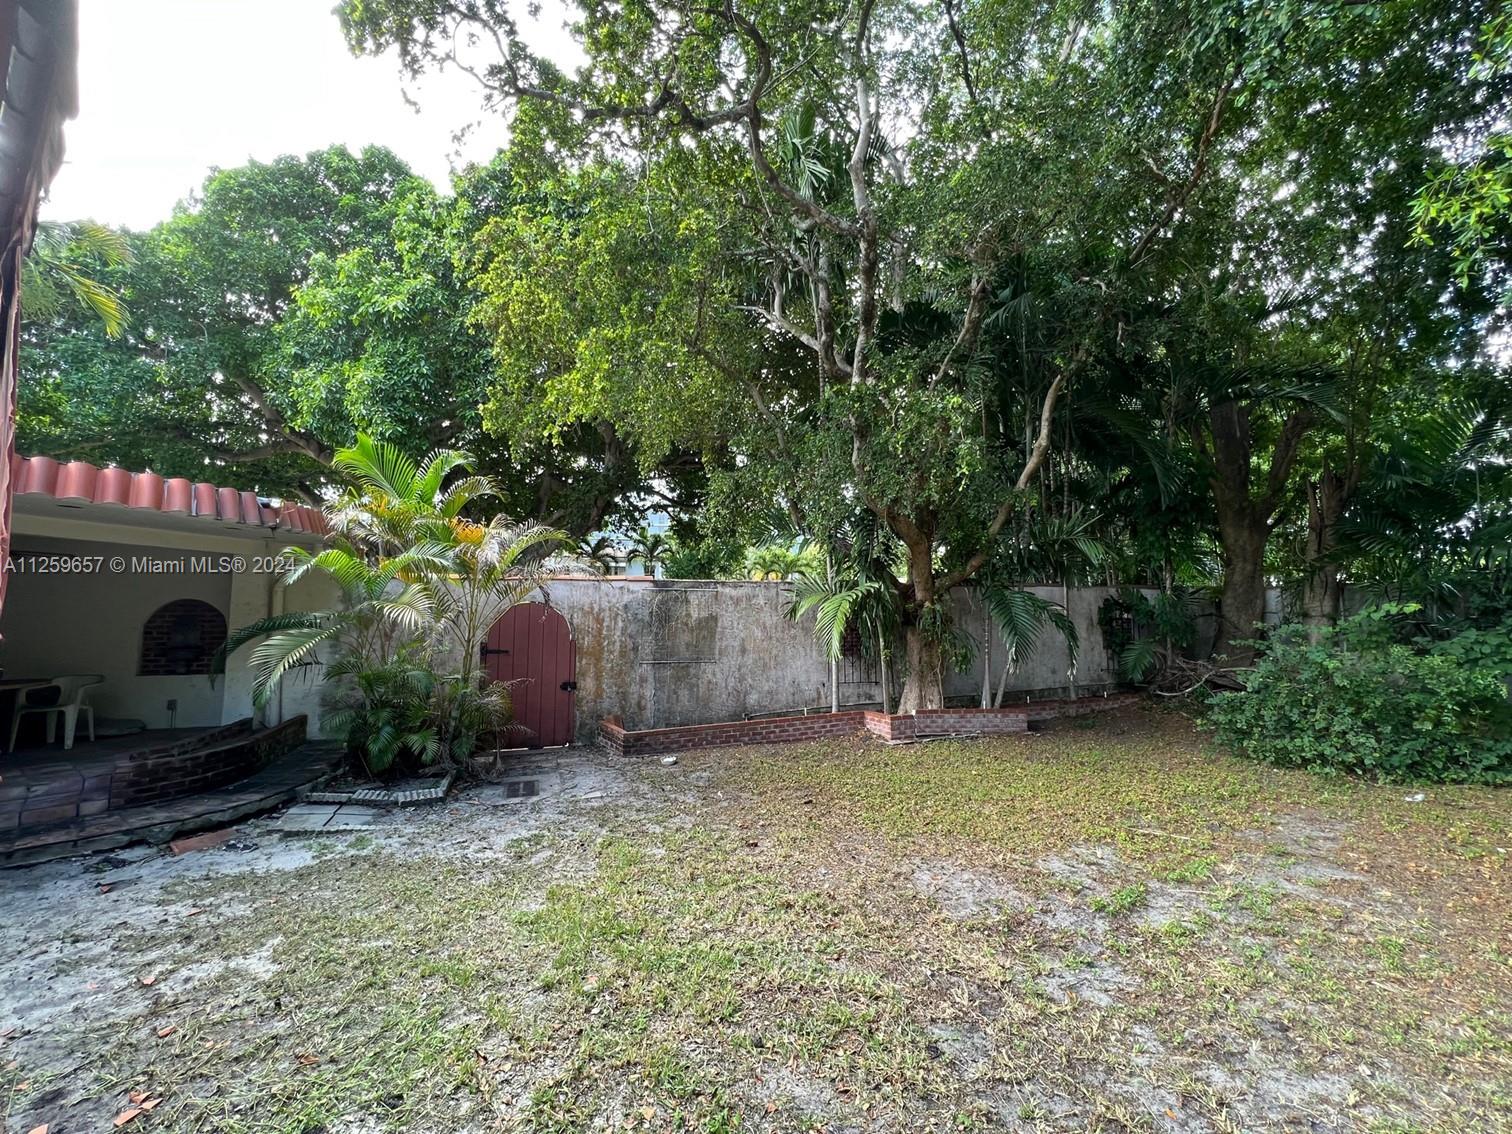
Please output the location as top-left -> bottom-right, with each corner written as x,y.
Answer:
223,434 -> 565,778
323,655 -> 523,778
1207,610 -> 1512,784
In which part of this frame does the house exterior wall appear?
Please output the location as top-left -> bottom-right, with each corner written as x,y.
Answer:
2,532 -> 233,728
0,511 -> 337,735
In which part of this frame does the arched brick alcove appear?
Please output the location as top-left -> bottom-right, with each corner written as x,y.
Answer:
139,599 -> 227,676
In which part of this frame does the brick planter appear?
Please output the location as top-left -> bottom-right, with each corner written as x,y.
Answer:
600,693 -> 1140,757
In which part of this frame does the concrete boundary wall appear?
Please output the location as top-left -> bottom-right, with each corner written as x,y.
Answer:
522,578 -> 1141,743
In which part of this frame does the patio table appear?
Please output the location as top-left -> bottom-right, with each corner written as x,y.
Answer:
0,677 -> 56,699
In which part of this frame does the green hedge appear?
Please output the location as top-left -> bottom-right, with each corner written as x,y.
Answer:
1207,611 -> 1512,784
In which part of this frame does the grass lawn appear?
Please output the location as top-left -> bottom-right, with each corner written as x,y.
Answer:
1,707 -> 1507,1133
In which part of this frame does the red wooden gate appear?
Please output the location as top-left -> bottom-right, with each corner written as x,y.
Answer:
482,602 -> 577,747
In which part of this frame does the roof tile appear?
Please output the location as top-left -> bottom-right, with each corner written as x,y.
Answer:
12,455 -> 328,536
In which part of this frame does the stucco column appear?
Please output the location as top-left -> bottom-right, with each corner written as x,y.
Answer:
221,557 -> 270,727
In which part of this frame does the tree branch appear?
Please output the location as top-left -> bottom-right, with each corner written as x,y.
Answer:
942,0 -> 978,104
930,273 -> 991,387
223,368 -> 332,464
1262,409 -> 1312,522
935,359 -> 1075,593
1124,68 -> 1238,270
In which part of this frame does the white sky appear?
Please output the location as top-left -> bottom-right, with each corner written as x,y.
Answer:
41,0 -> 572,230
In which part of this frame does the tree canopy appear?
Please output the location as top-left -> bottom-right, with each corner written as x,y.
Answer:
20,1 -> 1510,710
338,0 -> 1512,704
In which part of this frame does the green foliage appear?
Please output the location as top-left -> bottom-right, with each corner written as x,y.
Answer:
660,530 -> 747,580
323,653 -> 444,775
1429,621 -> 1512,683
19,151 -> 670,529
1208,611 -> 1512,784
788,570 -> 895,665
22,220 -> 133,337
323,653 -> 523,776
1090,883 -> 1148,917
1098,589 -> 1199,682
1411,10 -> 1512,291
224,435 -> 565,775
744,543 -> 818,582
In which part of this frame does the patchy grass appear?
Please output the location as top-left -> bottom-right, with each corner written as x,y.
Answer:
1,707 -> 1508,1133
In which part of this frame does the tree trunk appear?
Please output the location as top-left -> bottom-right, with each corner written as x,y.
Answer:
1215,516 -> 1268,666
895,527 -> 947,712
1203,401 -> 1312,668
898,622 -> 947,712
1301,469 -> 1348,643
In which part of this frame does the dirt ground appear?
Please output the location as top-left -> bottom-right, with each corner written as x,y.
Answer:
1,708 -> 1507,1133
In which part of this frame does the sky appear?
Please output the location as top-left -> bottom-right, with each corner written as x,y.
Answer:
41,0 -> 571,230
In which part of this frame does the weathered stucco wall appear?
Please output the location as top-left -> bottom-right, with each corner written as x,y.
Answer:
1,512 -> 336,736
536,579 -> 833,739
519,579 -> 1135,742
943,585 -> 1126,704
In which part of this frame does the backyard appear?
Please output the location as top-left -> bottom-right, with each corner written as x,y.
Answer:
2,707 -> 1507,1134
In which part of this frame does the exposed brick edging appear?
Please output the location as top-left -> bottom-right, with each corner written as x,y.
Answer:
111,715 -> 308,808
600,693 -> 1140,757
2,717 -> 309,833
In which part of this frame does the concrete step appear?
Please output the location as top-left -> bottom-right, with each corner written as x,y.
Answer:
0,741 -> 344,867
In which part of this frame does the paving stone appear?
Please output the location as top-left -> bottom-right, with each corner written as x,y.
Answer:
272,804 -> 340,833
169,828 -> 236,856
282,803 -> 340,819
322,806 -> 387,831
304,774 -> 451,807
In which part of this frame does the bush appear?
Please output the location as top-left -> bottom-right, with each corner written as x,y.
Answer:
324,655 -> 523,778
1207,610 -> 1512,784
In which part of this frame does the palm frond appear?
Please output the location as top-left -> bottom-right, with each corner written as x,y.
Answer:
983,586 -> 1079,672
334,432 -> 419,501
247,624 -> 344,706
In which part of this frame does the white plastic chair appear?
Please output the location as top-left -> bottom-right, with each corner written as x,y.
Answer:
8,675 -> 103,751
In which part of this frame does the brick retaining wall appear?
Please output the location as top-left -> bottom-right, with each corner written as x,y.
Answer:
110,716 -> 308,808
600,693 -> 1140,757
2,716 -> 309,833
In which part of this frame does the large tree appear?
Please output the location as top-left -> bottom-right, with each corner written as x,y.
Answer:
20,146 -> 420,497
1165,0 -> 1506,659
341,0 -> 1290,709
21,147 -> 680,527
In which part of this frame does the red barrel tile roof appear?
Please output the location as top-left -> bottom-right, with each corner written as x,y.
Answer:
11,455 -> 328,535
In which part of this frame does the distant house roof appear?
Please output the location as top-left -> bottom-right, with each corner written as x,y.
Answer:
12,455 -> 328,537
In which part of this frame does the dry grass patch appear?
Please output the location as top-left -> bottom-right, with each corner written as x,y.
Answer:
2,708 -> 1507,1133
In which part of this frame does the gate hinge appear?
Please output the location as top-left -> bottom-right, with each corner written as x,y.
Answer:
559,680 -> 578,692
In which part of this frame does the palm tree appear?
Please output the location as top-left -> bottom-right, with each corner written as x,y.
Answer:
22,220 -> 132,337
746,543 -> 817,581
328,432 -> 501,555
574,534 -> 617,574
976,510 -> 1104,704
221,434 -> 566,773
429,516 -> 565,687
625,525 -> 670,576
787,528 -> 903,713
980,584 -> 1079,705
218,543 -> 443,707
